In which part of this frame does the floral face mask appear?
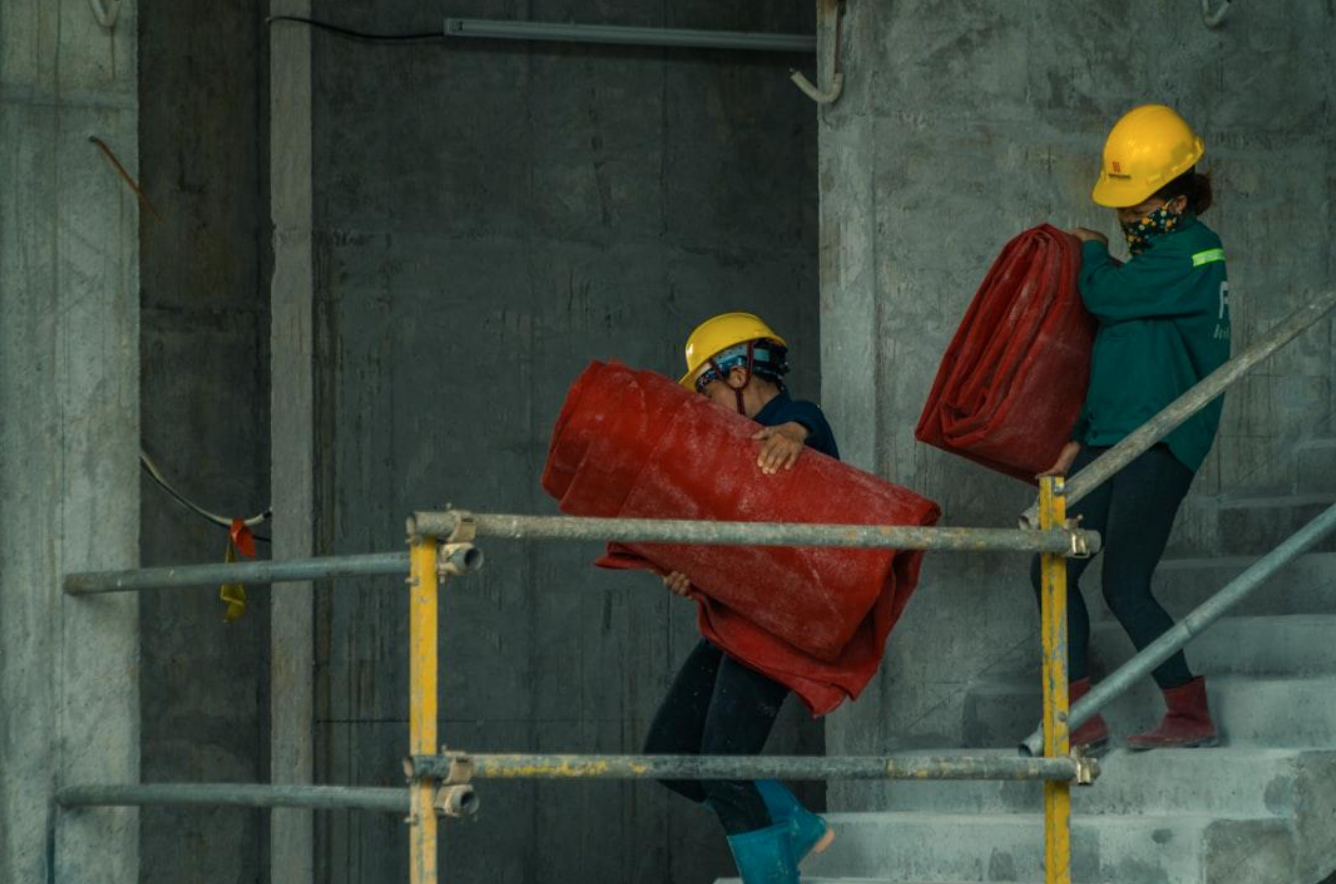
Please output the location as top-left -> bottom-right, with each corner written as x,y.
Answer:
1121,204 -> 1183,255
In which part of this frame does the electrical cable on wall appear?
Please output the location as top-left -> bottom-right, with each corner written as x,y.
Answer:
141,450 -> 272,542
266,15 -> 444,43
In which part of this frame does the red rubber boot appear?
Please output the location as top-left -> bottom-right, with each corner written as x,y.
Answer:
1068,677 -> 1111,755
1125,676 -> 1219,750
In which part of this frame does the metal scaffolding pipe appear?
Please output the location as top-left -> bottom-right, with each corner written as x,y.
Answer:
57,783 -> 409,814
409,511 -> 1100,556
63,552 -> 409,595
443,18 -> 815,53
413,752 -> 1090,783
1021,500 -> 1336,757
1021,289 -> 1336,528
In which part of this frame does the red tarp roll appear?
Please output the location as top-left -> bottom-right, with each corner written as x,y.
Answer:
542,361 -> 941,715
915,224 -> 1096,484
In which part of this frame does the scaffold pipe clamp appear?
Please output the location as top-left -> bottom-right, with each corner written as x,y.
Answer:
439,543 -> 484,576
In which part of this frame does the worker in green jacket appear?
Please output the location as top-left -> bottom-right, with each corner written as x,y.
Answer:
1033,104 -> 1230,752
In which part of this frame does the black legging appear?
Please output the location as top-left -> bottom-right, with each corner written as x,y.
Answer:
1029,444 -> 1195,690
643,639 -> 789,835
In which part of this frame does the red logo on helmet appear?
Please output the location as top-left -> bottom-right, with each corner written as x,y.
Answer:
1111,160 -> 1122,173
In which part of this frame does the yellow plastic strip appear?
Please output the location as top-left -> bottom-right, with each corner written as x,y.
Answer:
1192,248 -> 1225,267
409,537 -> 440,884
1039,477 -> 1072,884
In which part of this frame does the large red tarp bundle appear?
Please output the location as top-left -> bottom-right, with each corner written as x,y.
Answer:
542,361 -> 941,715
915,224 -> 1096,484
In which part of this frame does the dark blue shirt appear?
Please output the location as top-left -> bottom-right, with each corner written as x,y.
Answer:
754,389 -> 840,460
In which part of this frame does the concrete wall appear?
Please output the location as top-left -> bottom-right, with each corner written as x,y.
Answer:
0,2 -> 141,882
819,1 -> 1336,806
301,2 -> 820,882
137,3 -> 272,883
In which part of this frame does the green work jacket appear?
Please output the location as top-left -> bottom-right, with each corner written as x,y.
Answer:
1073,214 -> 1231,473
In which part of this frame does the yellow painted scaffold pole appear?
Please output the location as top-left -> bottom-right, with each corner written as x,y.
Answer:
1038,476 -> 1072,884
409,533 -> 441,884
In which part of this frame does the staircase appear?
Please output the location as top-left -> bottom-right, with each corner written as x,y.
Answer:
725,442 -> 1336,884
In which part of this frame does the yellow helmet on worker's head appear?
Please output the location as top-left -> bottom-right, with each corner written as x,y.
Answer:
679,312 -> 788,389
1091,104 -> 1205,208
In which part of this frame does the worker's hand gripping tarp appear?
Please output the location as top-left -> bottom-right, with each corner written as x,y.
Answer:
542,361 -> 941,715
915,224 -> 1096,483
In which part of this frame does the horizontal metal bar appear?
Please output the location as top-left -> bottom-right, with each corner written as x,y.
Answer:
63,552 -> 408,595
66,513 -> 1102,596
1021,500 -> 1336,757
414,752 -> 1088,783
1021,289 -> 1336,528
410,511 -> 1101,556
444,18 -> 815,53
57,783 -> 409,813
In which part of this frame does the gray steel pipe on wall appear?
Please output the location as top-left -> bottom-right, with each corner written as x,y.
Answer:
444,18 -> 816,53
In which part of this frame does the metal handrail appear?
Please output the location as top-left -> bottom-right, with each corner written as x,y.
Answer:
57,753 -> 1091,814
413,751 -> 1090,783
63,490 -> 1088,884
61,517 -> 1100,596
1020,289 -> 1336,528
409,510 -> 1098,554
1009,288 -> 1336,760
58,783 -> 410,813
64,552 -> 409,595
1022,499 -> 1336,757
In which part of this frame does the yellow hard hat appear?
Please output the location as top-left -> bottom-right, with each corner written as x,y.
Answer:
1091,104 -> 1205,208
679,312 -> 788,388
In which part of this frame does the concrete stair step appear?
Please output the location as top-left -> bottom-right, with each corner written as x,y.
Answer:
801,811 -> 1296,884
718,880 -> 1015,884
881,747 -> 1336,818
1098,553 -> 1336,617
1294,439 -> 1336,494
1215,494 -> 1336,554
963,675 -> 1336,748
719,880 -> 1128,884
719,880 -> 1120,884
1090,614 -> 1336,676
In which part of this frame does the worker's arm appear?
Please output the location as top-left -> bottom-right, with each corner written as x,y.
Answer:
753,422 -> 808,474
781,401 -> 837,454
1079,240 -> 1212,322
1070,404 -> 1090,444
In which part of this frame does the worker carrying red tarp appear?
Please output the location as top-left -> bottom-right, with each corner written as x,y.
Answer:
541,359 -> 940,716
915,224 -> 1097,483
543,314 -> 939,882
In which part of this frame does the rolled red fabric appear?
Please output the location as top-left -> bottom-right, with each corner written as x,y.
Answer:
542,361 -> 941,715
915,224 -> 1096,484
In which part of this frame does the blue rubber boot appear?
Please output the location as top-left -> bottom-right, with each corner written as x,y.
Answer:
725,822 -> 800,884
755,780 -> 830,863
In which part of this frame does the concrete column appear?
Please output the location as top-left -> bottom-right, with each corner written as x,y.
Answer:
269,2 -> 317,883
0,2 -> 140,882
818,0 -> 883,473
